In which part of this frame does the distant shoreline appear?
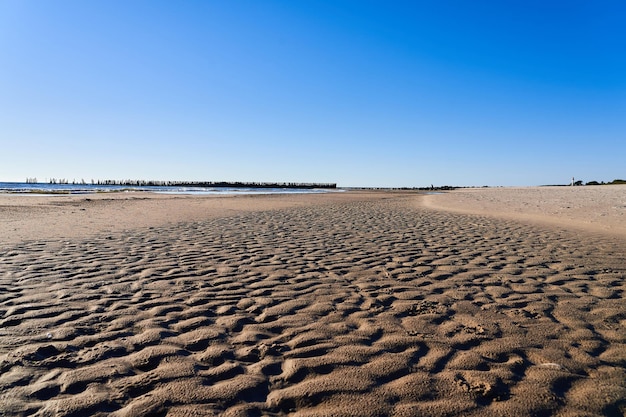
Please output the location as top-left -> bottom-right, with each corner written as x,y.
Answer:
0,181 -> 337,195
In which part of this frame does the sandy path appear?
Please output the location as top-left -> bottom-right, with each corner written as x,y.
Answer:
422,185 -> 626,238
0,190 -> 625,416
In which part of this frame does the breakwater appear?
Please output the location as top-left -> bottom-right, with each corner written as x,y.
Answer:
90,180 -> 337,189
38,179 -> 336,189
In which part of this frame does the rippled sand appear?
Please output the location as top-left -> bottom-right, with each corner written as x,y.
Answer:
1,189 -> 625,416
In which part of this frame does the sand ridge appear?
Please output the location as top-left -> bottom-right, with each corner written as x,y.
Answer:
0,191 -> 390,245
0,190 -> 625,416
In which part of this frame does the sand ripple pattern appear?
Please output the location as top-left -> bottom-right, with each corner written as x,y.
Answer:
1,198 -> 625,416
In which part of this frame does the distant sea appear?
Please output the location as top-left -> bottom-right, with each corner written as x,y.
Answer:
0,182 -> 334,196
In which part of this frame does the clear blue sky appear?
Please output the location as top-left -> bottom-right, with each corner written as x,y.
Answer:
1,1 -> 625,187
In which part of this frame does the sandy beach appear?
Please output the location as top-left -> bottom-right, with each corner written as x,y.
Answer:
1,188 -> 625,416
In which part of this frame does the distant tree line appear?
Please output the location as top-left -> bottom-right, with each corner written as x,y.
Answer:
543,179 -> 626,187
584,179 -> 626,186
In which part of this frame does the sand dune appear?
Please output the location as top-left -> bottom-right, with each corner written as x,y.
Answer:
1,189 -> 625,416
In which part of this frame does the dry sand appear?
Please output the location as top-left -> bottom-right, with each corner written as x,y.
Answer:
422,185 -> 626,238
0,188 -> 625,416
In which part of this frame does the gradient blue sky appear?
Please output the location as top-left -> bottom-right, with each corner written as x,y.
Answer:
1,1 -> 625,187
